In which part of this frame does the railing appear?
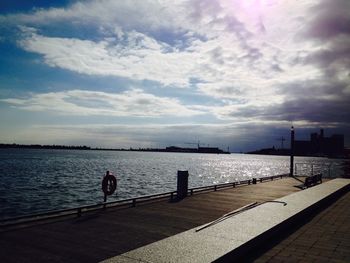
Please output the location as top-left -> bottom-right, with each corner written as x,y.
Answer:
0,173 -> 289,227
0,191 -> 177,226
294,162 -> 333,177
188,174 -> 289,195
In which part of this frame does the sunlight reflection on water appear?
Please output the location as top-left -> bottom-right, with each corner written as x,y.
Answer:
0,149 -> 346,218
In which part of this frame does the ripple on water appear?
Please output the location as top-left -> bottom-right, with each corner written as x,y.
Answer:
0,149 -> 346,218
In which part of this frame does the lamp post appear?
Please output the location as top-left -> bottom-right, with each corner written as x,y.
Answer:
290,126 -> 295,176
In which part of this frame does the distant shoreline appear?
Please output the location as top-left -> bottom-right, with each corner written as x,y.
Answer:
246,147 -> 349,159
0,143 -> 230,154
2,143 -> 347,158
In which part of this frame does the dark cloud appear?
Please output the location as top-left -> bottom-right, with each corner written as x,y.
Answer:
305,0 -> 350,40
279,80 -> 348,100
239,46 -> 263,63
301,0 -> 350,75
271,97 -> 350,124
305,43 -> 350,69
299,0 -> 350,76
222,78 -> 350,126
270,63 -> 283,73
268,0 -> 350,133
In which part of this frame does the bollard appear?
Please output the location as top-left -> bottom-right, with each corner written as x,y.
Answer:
252,178 -> 257,184
177,170 -> 189,200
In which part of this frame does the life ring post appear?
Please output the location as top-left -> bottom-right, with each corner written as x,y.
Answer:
103,193 -> 107,208
102,170 -> 117,206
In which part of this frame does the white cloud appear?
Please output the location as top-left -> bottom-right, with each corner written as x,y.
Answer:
13,0 -> 325,91
2,0 -> 349,129
1,89 -> 205,117
17,26 -> 322,106
18,30 -> 198,87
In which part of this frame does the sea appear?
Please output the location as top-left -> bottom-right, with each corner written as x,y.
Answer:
0,148 -> 348,220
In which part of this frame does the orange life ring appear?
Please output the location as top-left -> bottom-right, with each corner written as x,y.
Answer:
102,174 -> 117,195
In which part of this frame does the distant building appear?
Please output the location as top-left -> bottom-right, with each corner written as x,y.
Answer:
198,147 -> 223,153
294,129 -> 344,157
165,146 -> 229,154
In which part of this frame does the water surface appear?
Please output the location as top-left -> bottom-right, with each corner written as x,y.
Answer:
0,149 -> 346,219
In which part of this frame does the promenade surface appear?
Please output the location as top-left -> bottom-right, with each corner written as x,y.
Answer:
0,177 -> 302,263
249,190 -> 350,263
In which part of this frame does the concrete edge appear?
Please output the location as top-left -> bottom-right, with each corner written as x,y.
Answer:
215,180 -> 350,262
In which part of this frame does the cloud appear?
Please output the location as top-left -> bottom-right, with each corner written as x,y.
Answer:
1,89 -> 205,117
2,0 -> 250,38
0,0 -> 350,144
298,0 -> 350,84
213,78 -> 350,128
303,0 -> 350,40
10,1 -> 315,92
18,29 -> 198,87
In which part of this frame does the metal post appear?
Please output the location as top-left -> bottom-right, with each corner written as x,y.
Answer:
103,194 -> 107,209
290,126 -> 295,176
177,170 -> 189,200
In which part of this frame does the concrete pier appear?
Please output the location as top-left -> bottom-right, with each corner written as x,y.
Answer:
0,176 -> 348,263
102,179 -> 349,263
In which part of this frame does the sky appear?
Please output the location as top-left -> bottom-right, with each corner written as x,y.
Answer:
0,0 -> 349,152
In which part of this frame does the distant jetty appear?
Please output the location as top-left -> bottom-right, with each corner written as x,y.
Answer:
0,144 -> 230,154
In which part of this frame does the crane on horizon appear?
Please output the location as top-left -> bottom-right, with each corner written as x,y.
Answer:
184,140 -> 204,149
277,136 -> 286,149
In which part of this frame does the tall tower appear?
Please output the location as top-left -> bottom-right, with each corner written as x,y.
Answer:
290,126 -> 295,176
320,128 -> 324,154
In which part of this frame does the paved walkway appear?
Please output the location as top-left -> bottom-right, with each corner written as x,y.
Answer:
250,190 -> 350,263
0,177 -> 301,263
